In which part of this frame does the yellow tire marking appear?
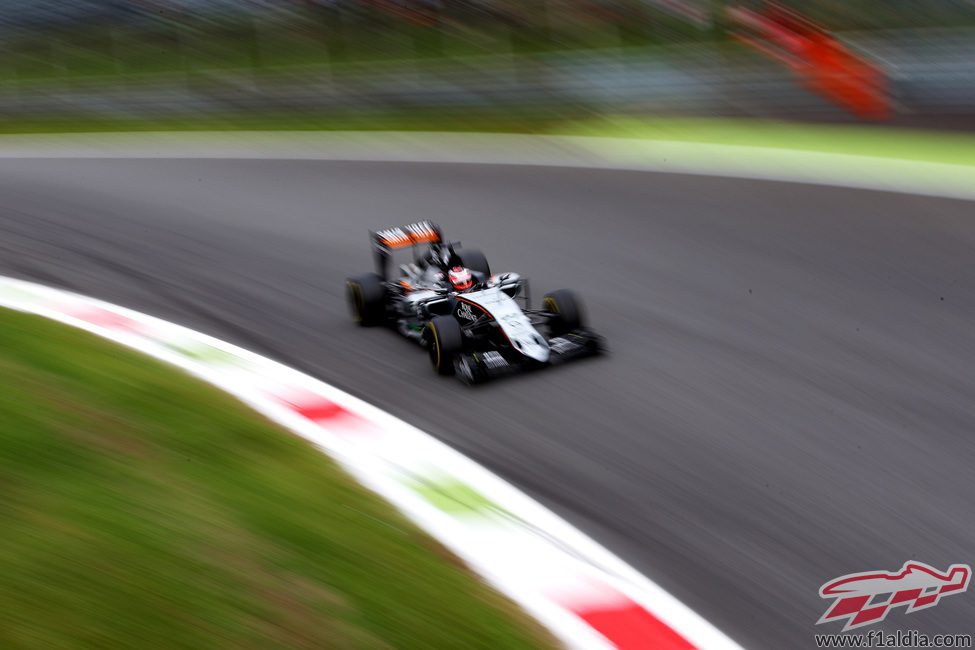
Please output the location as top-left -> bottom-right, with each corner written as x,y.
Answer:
348,282 -> 363,322
428,322 -> 441,370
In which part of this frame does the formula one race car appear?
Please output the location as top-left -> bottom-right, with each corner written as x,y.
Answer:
346,221 -> 603,383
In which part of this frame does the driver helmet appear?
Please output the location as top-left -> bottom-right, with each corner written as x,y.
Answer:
448,266 -> 473,291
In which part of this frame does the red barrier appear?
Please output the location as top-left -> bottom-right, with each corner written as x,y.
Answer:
728,3 -> 890,120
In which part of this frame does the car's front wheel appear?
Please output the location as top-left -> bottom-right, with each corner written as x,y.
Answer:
543,289 -> 584,336
424,315 -> 463,376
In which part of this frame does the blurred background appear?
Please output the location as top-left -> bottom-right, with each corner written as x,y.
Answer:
5,5 -> 975,650
0,0 -> 973,131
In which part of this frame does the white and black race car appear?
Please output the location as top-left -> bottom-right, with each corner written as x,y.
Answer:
346,221 -> 603,383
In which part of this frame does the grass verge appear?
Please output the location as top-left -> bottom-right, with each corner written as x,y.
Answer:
1,113 -> 974,168
563,117 -> 975,166
0,307 -> 554,650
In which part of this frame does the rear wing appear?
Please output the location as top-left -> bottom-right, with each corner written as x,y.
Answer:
370,221 -> 443,279
371,221 -> 442,251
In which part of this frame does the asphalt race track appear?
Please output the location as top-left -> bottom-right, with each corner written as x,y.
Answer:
2,158 -> 974,648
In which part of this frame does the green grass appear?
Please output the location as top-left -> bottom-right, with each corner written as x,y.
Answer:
0,308 -> 554,650
0,16 -> 718,83
563,117 -> 975,166
0,110 -> 563,136
2,112 -> 975,169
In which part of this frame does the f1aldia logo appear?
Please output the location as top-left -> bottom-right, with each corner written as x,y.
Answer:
818,561 -> 970,631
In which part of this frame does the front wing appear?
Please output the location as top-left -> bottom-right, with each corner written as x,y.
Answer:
455,329 -> 603,384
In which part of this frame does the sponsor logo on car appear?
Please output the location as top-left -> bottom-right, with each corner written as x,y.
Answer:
457,302 -> 477,322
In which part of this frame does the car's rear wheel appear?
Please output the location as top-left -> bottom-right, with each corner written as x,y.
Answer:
425,315 -> 463,376
347,273 -> 386,326
457,249 -> 490,278
543,289 -> 583,336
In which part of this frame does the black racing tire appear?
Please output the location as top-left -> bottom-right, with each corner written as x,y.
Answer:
347,273 -> 387,326
457,249 -> 491,278
543,289 -> 584,336
424,315 -> 463,376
